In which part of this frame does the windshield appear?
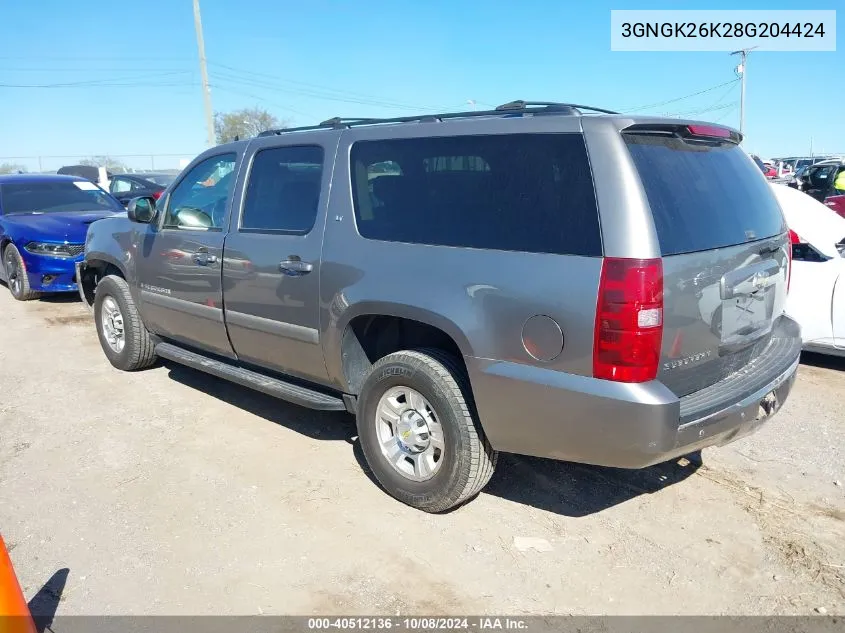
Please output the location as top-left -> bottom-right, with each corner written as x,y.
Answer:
625,134 -> 785,255
0,181 -> 123,214
144,174 -> 176,186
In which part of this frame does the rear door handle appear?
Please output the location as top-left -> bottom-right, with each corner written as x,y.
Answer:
279,258 -> 313,276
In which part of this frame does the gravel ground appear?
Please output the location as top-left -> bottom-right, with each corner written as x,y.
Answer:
0,290 -> 843,616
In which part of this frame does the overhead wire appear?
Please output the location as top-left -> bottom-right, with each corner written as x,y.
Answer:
208,61 -> 453,112
621,79 -> 740,113
0,70 -> 192,88
675,80 -> 740,116
211,85 -> 312,117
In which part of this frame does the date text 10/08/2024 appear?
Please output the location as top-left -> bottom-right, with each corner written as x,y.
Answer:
307,618 -> 529,630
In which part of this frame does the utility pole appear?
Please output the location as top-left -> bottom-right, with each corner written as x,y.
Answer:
730,47 -> 756,137
193,0 -> 215,147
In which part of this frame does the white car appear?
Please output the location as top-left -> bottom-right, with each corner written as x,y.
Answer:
771,183 -> 845,357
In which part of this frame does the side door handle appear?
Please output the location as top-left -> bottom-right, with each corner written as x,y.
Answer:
192,250 -> 218,266
279,257 -> 313,276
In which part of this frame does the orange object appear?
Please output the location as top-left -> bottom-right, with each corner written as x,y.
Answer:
0,535 -> 36,633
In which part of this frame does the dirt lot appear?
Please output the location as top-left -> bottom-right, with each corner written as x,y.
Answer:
0,289 -> 843,616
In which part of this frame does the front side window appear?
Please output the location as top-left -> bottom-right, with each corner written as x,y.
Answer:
163,153 -> 236,230
241,145 -> 324,233
0,180 -> 123,215
350,134 -> 601,256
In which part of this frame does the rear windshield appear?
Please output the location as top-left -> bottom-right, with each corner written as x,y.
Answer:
625,134 -> 785,255
350,133 -> 602,256
0,181 -> 123,214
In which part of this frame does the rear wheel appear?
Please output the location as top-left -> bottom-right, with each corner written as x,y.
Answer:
94,275 -> 157,371
3,244 -> 40,301
356,349 -> 497,512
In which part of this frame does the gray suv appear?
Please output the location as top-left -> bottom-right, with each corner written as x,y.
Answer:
78,101 -> 801,512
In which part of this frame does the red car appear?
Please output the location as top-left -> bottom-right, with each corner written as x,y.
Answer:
826,192 -> 845,219
763,162 -> 778,178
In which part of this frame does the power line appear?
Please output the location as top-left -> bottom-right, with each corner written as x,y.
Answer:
665,102 -> 736,117
622,79 -> 740,113
209,62 -> 433,107
0,70 -> 192,88
713,105 -> 738,124
211,85 -> 312,117
211,71 -> 446,113
0,67 -> 193,72
0,55 -> 193,62
208,62 -> 451,112
666,83 -> 740,117
0,81 -> 197,88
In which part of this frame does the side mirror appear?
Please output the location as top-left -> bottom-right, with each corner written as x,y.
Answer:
127,196 -> 156,224
175,207 -> 213,229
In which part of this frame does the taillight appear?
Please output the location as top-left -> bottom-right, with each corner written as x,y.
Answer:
152,190 -> 163,200
787,230 -> 800,292
593,258 -> 664,383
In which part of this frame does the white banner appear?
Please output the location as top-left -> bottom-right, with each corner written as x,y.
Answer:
611,10 -> 836,52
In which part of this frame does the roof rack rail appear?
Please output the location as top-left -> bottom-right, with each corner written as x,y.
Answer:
256,100 -> 618,136
319,117 -> 382,127
495,100 -> 620,115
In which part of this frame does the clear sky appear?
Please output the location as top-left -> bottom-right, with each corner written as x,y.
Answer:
0,0 -> 842,171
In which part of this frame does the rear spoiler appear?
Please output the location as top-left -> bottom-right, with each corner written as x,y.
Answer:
622,123 -> 742,145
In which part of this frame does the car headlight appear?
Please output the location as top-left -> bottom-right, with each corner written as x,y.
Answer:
24,242 -> 84,258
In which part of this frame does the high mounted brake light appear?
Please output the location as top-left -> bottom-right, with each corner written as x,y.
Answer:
687,124 -> 731,138
593,258 -> 664,383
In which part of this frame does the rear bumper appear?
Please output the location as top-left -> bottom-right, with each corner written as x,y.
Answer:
468,315 -> 802,468
21,252 -> 81,293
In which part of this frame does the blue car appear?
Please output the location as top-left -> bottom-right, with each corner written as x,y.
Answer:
0,174 -> 125,301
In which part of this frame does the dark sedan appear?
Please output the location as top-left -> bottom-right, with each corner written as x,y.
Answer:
109,173 -> 177,206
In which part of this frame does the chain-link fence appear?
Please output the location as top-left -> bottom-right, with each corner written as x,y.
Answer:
0,154 -> 197,175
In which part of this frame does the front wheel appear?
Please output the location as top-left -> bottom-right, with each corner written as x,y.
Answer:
356,349 -> 497,512
3,244 -> 40,301
94,275 -> 157,371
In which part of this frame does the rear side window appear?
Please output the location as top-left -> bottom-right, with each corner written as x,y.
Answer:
350,134 -> 601,256
625,134 -> 785,255
241,145 -> 324,233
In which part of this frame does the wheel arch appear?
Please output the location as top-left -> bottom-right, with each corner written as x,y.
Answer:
0,237 -> 11,277
336,306 -> 472,397
79,252 -> 127,307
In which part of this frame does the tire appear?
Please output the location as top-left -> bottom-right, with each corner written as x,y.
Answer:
356,349 -> 497,512
2,244 -> 41,301
93,274 -> 157,371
